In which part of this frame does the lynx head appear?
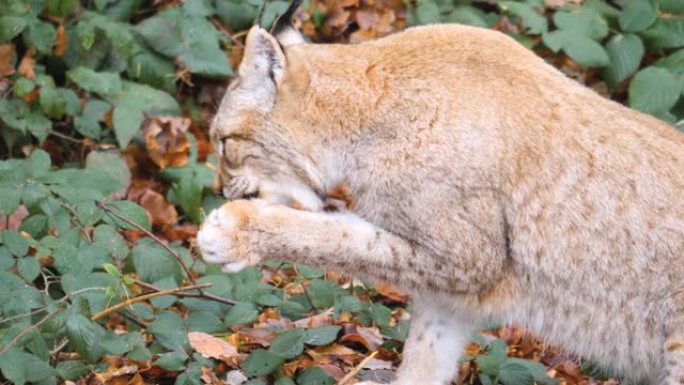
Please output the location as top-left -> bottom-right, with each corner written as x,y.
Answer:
210,0 -> 325,211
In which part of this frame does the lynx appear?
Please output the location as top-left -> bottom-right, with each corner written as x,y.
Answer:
197,2 -> 684,383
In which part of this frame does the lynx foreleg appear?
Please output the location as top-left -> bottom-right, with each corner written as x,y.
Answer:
198,199 -> 469,293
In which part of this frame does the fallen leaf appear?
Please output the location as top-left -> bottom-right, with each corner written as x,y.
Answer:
143,116 -> 191,169
373,283 -> 408,304
0,44 -> 15,76
54,24 -> 67,57
188,332 -> 239,361
138,188 -> 178,228
293,308 -> 334,328
224,370 -> 248,385
17,49 -> 36,80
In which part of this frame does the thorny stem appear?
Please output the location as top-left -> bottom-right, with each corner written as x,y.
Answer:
95,200 -> 201,292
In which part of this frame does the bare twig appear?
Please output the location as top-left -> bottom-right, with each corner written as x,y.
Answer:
95,200 -> 200,290
0,307 -> 63,357
135,279 -> 236,306
338,351 -> 379,385
210,18 -> 245,48
56,200 -> 93,243
91,283 -> 211,321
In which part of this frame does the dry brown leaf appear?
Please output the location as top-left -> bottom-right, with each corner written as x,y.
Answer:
0,44 -> 15,77
293,308 -> 334,328
373,283 -> 408,304
137,188 -> 178,227
143,116 -> 191,169
17,49 -> 36,79
0,205 -> 28,231
188,332 -> 239,361
54,24 -> 67,57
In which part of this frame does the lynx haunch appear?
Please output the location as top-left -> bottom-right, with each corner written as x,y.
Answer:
197,3 -> 684,383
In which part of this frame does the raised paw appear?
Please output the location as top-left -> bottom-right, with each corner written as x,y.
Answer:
197,199 -> 267,272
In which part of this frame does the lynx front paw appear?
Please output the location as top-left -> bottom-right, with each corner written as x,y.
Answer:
197,199 -> 266,272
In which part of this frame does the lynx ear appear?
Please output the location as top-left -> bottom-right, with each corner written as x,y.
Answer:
270,0 -> 306,46
239,25 -> 286,87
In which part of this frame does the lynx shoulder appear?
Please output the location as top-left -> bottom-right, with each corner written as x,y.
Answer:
198,5 -> 684,384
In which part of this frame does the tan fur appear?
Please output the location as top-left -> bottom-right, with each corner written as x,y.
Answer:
199,23 -> 684,384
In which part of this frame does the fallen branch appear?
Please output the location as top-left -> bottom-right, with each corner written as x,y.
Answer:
135,279 -> 236,306
95,200 -> 201,291
338,351 -> 379,385
91,283 -> 212,321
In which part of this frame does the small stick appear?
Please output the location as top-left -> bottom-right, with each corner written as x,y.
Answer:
95,200 -> 201,291
91,283 -> 211,321
0,307 -> 63,357
135,279 -> 236,306
338,351 -> 379,385
211,19 -> 245,48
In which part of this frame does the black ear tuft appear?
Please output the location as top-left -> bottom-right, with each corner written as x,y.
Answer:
270,0 -> 304,37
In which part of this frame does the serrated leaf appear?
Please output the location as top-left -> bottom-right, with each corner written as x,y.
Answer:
103,200 -> 152,231
618,0 -> 656,33
187,311 -> 224,333
56,360 -> 91,381
602,34 -> 644,87
269,328 -> 305,359
148,311 -> 189,350
23,20 -> 56,55
243,349 -> 285,376
17,256 -> 40,281
67,67 -> 122,96
131,238 -> 183,283
156,350 -> 188,371
2,230 -> 29,257
642,18 -> 684,50
295,367 -> 335,385
629,67 -> 683,115
74,99 -> 110,139
553,7 -> 607,40
499,2 -> 547,34
113,96 -> 144,148
498,361 -> 535,385
563,36 -> 609,67
224,302 -> 259,327
303,326 -> 341,346
85,151 -> 131,195
0,349 -> 55,385
66,312 -> 105,362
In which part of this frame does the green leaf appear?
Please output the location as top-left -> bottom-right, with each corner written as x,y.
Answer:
499,2 -> 547,34
618,0 -> 656,33
148,311 -> 189,350
303,326 -> 341,346
94,224 -> 129,260
26,110 -> 51,144
243,349 -> 285,376
0,16 -> 29,42
39,84 -> 66,119
67,67 -> 122,96
274,378 -> 296,385
269,328 -> 305,359
103,200 -> 152,231
2,230 -> 29,257
187,311 -> 224,333
150,276 -> 178,309
296,264 -> 324,279
66,312 -> 105,362
46,0 -> 78,16
0,349 -> 55,385
113,96 -> 144,148
85,151 -> 131,195
56,360 -> 91,381
74,100 -> 110,139
19,214 -> 48,238
215,0 -> 257,31
13,78 -> 36,98
0,247 -> 14,270
156,350 -> 188,371
661,0 -> 684,13
563,36 -> 610,67
17,256 -> 40,281
307,279 -> 337,309
295,367 -> 335,385
498,361 -> 535,385
602,34 -> 644,87
629,67 -> 683,115
414,1 -> 441,24
224,301 -> 259,327
641,18 -> 684,49
23,20 -> 56,55
131,238 -> 183,283
553,7 -> 608,40
0,187 -> 21,215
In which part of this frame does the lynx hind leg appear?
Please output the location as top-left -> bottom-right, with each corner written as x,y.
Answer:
358,294 -> 473,385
